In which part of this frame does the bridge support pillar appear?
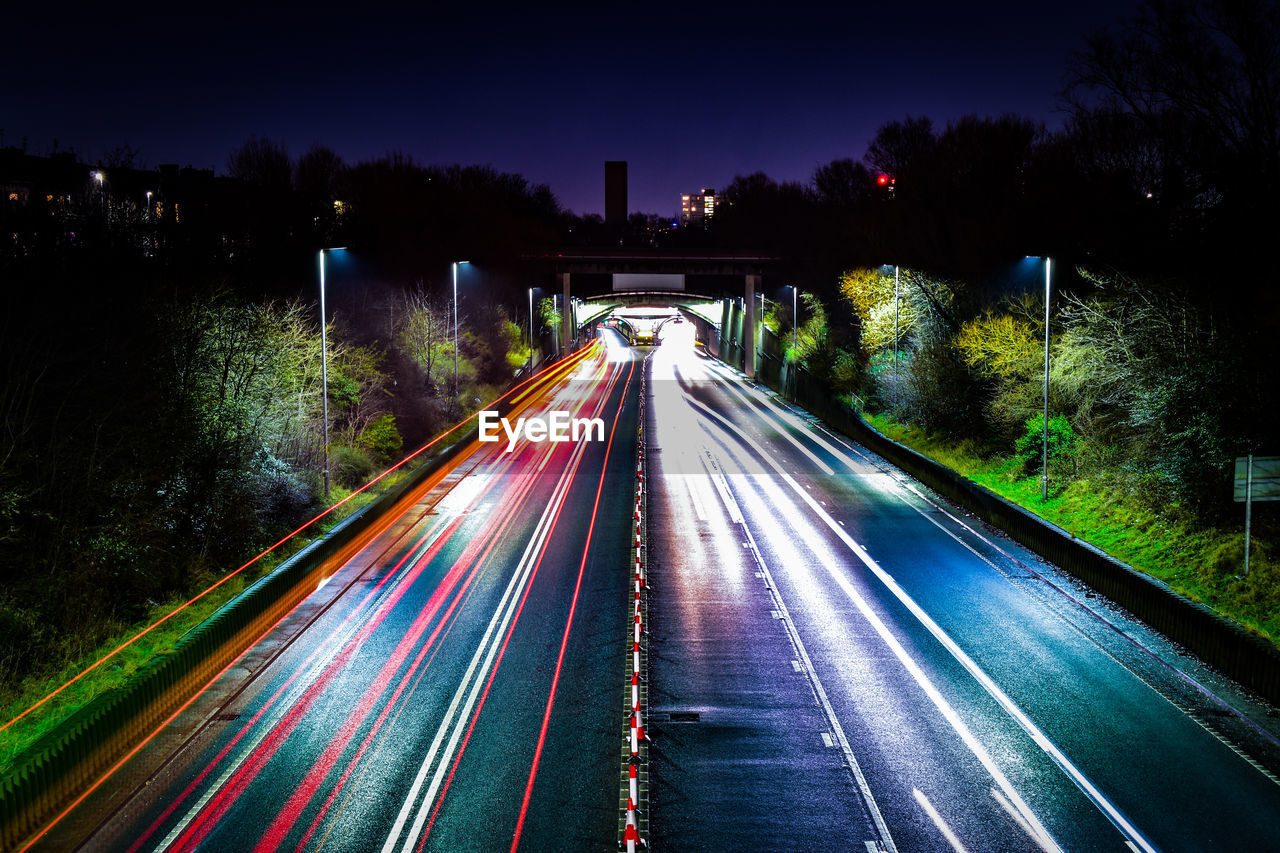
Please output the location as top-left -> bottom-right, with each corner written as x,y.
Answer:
559,272 -> 571,351
744,274 -> 758,379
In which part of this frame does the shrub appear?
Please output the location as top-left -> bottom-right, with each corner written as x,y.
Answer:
358,414 -> 404,464
331,446 -> 376,489
1015,413 -> 1074,473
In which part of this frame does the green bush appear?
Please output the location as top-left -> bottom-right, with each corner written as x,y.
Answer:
331,445 -> 376,489
358,414 -> 404,464
1015,413 -> 1074,474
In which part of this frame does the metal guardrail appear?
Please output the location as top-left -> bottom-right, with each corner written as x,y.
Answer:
0,429 -> 478,851
745,361 -> 1280,707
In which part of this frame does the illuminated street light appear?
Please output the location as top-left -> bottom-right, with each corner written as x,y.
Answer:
528,286 -> 536,372
453,261 -> 470,396
319,247 -> 347,499
786,285 -> 799,355
1027,256 -> 1053,501
1042,258 -> 1052,502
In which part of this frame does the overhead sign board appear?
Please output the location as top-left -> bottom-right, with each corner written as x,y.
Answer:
612,274 -> 685,292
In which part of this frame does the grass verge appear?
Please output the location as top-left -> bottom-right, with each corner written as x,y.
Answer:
0,478 -> 394,778
863,412 -> 1279,647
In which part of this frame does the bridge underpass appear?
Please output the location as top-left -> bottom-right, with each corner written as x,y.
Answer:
530,250 -> 777,378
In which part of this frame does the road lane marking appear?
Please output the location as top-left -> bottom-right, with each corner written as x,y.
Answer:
383,361 -> 621,853
913,788 -> 970,853
991,786 -> 1056,852
821,732 -> 834,748
156,511 -> 466,852
734,369 -> 1280,776
699,448 -> 899,853
685,476 -> 708,521
792,660 -> 803,672
692,398 -> 1152,853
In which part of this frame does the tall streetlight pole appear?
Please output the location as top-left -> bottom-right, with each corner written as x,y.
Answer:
894,265 -> 900,377
452,260 -> 469,396
1042,257 -> 1053,502
528,287 -> 535,372
318,247 -> 346,499
790,285 -> 799,355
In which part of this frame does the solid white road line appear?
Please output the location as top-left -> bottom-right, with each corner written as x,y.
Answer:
699,447 -> 900,853
692,396 -> 1154,853
913,788 -> 971,853
991,786 -> 1056,853
157,510 -> 462,852
383,363 -> 620,853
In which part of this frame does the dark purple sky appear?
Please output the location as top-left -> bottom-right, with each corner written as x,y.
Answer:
5,1 -> 1142,217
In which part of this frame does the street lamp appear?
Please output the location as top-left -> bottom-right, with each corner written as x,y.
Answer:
319,246 -> 346,499
1042,257 -> 1052,501
1027,256 -> 1053,501
786,285 -> 799,355
452,260 -> 469,396
528,287 -> 536,372
893,265 -> 900,377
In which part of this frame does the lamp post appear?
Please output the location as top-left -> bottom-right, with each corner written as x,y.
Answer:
528,287 -> 535,372
893,265 -> 900,377
452,260 -> 469,396
318,247 -> 346,499
788,285 -> 799,355
1041,257 -> 1052,502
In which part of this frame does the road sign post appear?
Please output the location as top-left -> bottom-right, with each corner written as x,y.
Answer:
1234,455 -> 1280,575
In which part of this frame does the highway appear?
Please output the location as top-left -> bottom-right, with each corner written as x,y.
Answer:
38,332 -> 641,852
25,320 -> 1280,852
645,321 -> 1280,852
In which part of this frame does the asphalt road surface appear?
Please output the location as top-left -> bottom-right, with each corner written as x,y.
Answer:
38,332 -> 640,852
26,321 -> 1280,852
645,320 -> 1280,852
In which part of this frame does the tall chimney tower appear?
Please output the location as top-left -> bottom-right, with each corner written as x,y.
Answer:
605,161 -> 628,225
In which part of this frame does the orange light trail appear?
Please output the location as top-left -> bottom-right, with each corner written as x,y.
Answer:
0,344 -> 600,738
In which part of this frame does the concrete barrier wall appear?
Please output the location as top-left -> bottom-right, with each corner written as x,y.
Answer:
0,429 -> 478,850
725,338 -> 1280,706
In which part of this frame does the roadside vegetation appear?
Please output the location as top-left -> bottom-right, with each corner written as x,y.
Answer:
0,279 -> 540,774
775,261 -> 1278,648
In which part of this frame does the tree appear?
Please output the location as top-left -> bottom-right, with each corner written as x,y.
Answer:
1063,0 -> 1280,265
864,116 -> 935,180
812,158 -> 876,208
839,267 -> 921,356
227,135 -> 293,190
398,287 -> 454,397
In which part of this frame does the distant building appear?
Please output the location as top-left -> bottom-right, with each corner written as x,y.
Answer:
680,188 -> 719,226
605,161 -> 627,224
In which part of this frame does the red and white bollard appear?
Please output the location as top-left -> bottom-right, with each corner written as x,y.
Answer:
629,762 -> 639,812
624,809 -> 640,853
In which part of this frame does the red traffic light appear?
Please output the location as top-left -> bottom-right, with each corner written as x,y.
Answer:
877,174 -> 889,185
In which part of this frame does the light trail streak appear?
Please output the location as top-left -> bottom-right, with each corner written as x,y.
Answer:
383,355 -> 627,853
509,356 -> 636,852
1,344 -> 601,740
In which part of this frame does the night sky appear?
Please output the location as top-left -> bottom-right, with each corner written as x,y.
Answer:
5,1 -> 1143,217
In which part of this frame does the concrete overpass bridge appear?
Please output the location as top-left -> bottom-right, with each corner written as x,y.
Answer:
529,250 -> 777,378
